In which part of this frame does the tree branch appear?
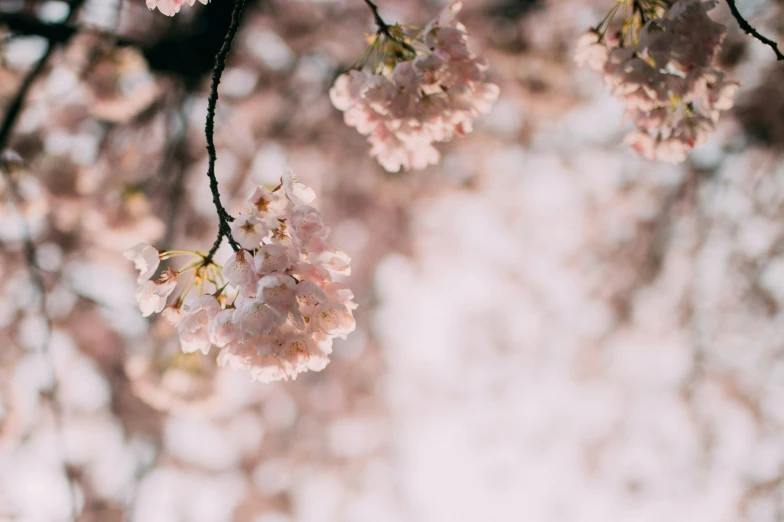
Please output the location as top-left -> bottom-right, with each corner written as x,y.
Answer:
202,0 -> 246,263
0,0 -> 85,152
0,12 -> 75,44
0,1 -> 258,88
0,44 -> 54,152
362,0 -> 393,38
361,0 -> 416,54
725,0 -> 784,61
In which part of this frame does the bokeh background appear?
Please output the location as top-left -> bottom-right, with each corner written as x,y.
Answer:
2,0 -> 784,520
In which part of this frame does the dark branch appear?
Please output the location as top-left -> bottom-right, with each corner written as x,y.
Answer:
203,0 -> 246,263
361,0 -> 417,54
0,0 -> 86,153
0,12 -> 75,44
0,1 -> 260,88
206,230 -> 228,260
362,0 -> 393,38
725,0 -> 784,61
0,0 -> 248,263
0,44 -> 54,152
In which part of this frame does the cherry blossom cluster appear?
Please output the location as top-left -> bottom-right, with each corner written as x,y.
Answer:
575,0 -> 738,163
146,0 -> 207,17
330,1 -> 499,172
125,172 -> 356,383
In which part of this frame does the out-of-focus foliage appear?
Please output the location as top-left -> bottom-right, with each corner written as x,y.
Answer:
1,0 -> 784,521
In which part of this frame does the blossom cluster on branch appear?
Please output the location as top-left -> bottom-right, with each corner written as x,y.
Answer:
575,0 -> 738,164
125,173 -> 357,383
329,1 -> 500,172
146,0 -> 208,17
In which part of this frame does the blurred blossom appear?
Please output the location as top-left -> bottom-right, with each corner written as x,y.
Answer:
246,28 -> 295,71
38,1 -> 70,23
223,67 -> 261,98
3,36 -> 48,69
250,143 -> 289,185
1,0 -> 784,521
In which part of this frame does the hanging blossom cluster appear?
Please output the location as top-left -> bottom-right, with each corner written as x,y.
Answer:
575,0 -> 738,164
330,1 -> 500,172
146,0 -> 207,17
124,173 -> 357,383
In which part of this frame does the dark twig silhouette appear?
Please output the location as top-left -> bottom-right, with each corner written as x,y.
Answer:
361,0 -> 417,54
725,0 -> 784,61
203,0 -> 247,263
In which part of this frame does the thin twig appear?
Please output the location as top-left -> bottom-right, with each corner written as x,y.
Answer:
362,0 -> 393,37
0,45 -> 54,152
725,0 -> 784,61
203,0 -> 246,263
361,0 -> 417,54
0,0 -> 86,152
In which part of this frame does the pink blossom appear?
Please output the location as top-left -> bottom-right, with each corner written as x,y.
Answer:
124,243 -> 159,283
294,280 -> 327,317
709,80 -> 740,111
427,27 -> 471,61
578,0 -> 736,163
134,267 -> 177,317
209,309 -> 238,348
324,282 -> 357,311
361,76 -> 397,116
307,234 -> 351,276
177,295 -> 220,355
146,0 -> 207,17
329,0 -> 499,172
127,172 -> 356,383
217,338 -> 288,383
289,206 -> 323,246
574,30 -> 608,71
329,70 -> 368,111
256,273 -> 297,319
424,0 -> 463,33
223,250 -> 256,289
314,303 -> 355,339
282,171 -> 315,206
623,131 -> 656,160
230,214 -> 269,250
290,261 -> 331,287
254,244 -> 291,275
232,298 -> 276,337
248,185 -> 288,228
162,305 -> 183,326
413,54 -> 447,84
278,333 -> 313,377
